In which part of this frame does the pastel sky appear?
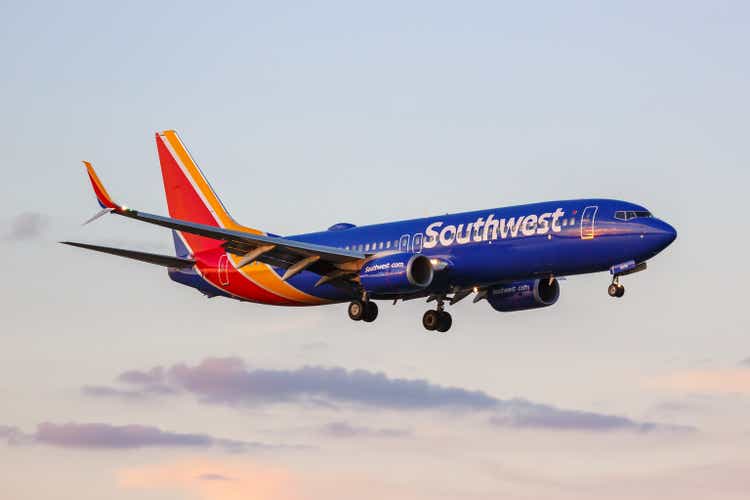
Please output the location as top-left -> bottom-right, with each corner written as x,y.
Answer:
1,1 -> 749,499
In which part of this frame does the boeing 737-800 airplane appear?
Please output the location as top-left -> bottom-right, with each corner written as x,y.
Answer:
63,130 -> 677,332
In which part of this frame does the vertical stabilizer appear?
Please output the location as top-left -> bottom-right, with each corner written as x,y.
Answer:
155,130 -> 262,254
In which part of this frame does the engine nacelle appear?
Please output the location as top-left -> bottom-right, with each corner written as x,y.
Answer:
487,278 -> 560,312
359,253 -> 434,295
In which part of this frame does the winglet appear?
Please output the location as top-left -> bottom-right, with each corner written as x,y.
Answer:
83,161 -> 120,210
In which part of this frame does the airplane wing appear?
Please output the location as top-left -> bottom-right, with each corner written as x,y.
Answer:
81,162 -> 367,284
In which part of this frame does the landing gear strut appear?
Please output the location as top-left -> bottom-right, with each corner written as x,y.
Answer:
423,299 -> 452,332
348,300 -> 378,322
608,277 -> 625,298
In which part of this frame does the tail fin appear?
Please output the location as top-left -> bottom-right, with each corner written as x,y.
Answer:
155,130 -> 262,255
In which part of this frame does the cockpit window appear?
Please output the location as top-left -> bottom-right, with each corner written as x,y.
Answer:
615,210 -> 653,221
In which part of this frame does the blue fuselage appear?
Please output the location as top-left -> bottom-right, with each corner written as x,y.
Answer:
279,198 -> 677,301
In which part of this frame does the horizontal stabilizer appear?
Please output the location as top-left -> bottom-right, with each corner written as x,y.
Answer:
61,241 -> 195,269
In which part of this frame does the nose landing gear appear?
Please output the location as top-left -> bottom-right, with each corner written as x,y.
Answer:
607,277 -> 625,298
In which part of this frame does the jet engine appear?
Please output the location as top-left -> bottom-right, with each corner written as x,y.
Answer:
487,278 -> 560,312
359,253 -> 433,295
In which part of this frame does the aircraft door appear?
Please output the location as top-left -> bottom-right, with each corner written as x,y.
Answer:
399,234 -> 410,252
218,254 -> 230,285
580,206 -> 598,240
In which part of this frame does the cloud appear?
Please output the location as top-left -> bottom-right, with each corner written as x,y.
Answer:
171,358 -> 500,410
3,212 -> 48,241
84,357 -> 508,411
0,425 -> 30,445
87,357 -> 498,410
81,385 -> 148,400
85,357 -> 689,433
118,367 -> 174,393
740,358 -> 750,367
487,399 -> 688,433
320,421 -> 412,439
81,368 -> 174,400
0,422 -> 282,452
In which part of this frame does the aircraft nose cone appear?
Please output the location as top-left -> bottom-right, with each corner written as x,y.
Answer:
652,219 -> 677,249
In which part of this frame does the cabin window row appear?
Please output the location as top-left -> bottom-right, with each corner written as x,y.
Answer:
343,240 -> 401,252
339,217 -> 580,252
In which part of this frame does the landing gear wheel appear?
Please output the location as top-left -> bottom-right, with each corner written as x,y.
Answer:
608,283 -> 625,298
362,301 -> 379,322
436,311 -> 452,333
422,310 -> 440,331
348,301 -> 364,321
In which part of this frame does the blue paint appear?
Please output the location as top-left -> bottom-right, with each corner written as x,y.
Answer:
274,198 -> 676,299
171,198 -> 676,304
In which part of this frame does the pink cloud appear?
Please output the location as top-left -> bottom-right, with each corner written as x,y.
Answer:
1,421 -> 285,452
85,357 -> 689,432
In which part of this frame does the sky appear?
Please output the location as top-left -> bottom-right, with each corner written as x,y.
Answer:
1,1 -> 749,499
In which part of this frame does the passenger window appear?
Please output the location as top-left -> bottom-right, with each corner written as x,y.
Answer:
386,241 -> 391,249
379,242 -> 383,250
413,233 -> 424,253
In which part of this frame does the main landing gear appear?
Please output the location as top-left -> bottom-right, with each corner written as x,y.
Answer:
348,299 -> 378,323
347,294 -> 453,332
422,299 -> 452,333
608,276 -> 625,298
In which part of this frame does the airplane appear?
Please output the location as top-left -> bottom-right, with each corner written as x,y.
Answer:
63,130 -> 677,333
